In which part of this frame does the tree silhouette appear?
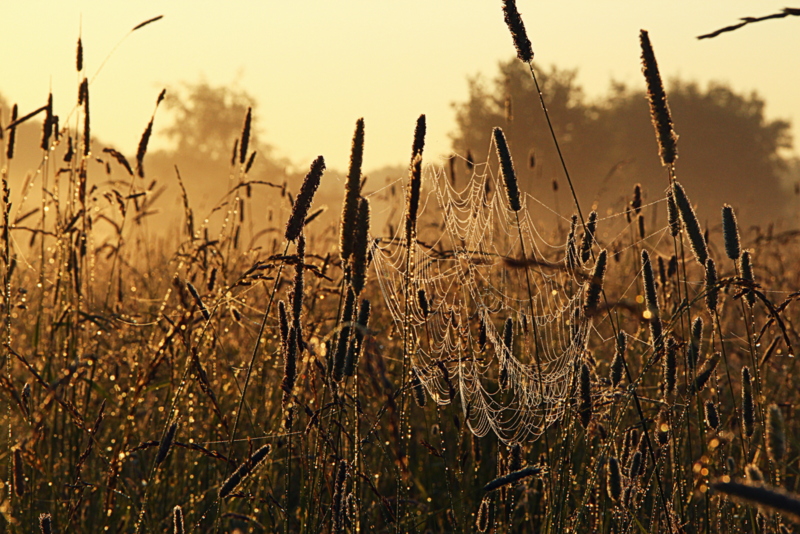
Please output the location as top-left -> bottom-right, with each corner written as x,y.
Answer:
451,59 -> 793,227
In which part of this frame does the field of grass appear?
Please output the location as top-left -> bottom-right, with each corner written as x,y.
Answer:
2,4 -> 800,533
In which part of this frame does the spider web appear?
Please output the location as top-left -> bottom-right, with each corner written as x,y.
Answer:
371,146 -> 600,444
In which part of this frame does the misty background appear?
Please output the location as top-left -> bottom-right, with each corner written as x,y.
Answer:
2,57 -> 798,253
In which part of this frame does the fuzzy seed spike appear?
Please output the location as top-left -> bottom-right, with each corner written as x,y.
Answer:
640,29 -> 678,166
219,444 -> 271,498
493,127 -> 521,212
722,204 -> 741,260
350,197 -> 371,295
341,118 -> 365,262
239,107 -> 251,165
672,181 -> 708,265
501,0 -> 534,63
286,156 -> 325,242
584,250 -> 608,317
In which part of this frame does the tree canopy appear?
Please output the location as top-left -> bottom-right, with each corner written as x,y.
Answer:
451,59 -> 794,227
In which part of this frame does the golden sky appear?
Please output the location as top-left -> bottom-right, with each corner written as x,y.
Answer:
1,1 -> 798,173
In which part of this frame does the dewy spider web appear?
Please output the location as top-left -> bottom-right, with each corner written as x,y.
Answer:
372,145 -> 598,444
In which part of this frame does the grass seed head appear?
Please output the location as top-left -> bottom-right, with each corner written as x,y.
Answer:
501,0 -> 534,63
741,250 -> 756,307
672,181 -> 708,265
350,197 -> 371,295
712,478 -> 800,524
580,211 -> 598,264
155,421 -> 178,465
766,404 -> 786,464
493,127 -> 521,212
705,401 -> 720,431
219,444 -> 271,499
640,29 -> 677,166
341,118 -> 365,262
239,106 -> 252,165
285,156 -> 325,242
722,204 -> 741,260
173,505 -> 184,534
705,258 -> 719,315
607,457 -> 622,502
692,352 -> 719,393
584,249 -> 608,317
641,250 -> 659,315
742,366 -> 755,437
39,513 -> 52,534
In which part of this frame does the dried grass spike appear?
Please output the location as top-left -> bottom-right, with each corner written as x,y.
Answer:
81,79 -> 90,156
640,29 -> 678,166
6,104 -> 17,159
672,181 -> 708,265
219,444 -> 271,498
156,421 -> 178,465
705,401 -> 720,431
245,150 -> 257,173
628,450 -> 643,480
239,107 -> 251,165
580,211 -> 598,264
584,250 -> 608,317
136,118 -> 154,178
14,447 -> 25,496
483,466 -> 540,492
285,156 -> 325,242
741,250 -> 756,307
41,93 -> 53,151
411,114 -> 426,159
705,258 -> 719,315
767,404 -> 786,464
493,127 -> 521,211
712,478 -> 800,523
607,457 -> 622,502
417,288 -> 430,318
350,197 -> 370,295
173,505 -> 184,534
501,0 -> 534,62
412,368 -> 427,407
632,183 -> 642,214
692,352 -> 719,393
476,497 -> 490,532
186,282 -> 210,321
39,513 -> 52,534
722,204 -> 741,260
642,250 -> 659,315
742,366 -> 755,437
340,118 -> 365,262
405,153 -> 423,248
77,37 -> 83,71
667,190 -> 680,237
278,300 -> 289,347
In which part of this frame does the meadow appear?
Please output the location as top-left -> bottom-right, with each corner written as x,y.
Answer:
2,3 -> 800,533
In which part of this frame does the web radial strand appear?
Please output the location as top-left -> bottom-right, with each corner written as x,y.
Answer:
371,155 -> 589,444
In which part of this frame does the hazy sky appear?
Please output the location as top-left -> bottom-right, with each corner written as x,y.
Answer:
1,2 -> 798,173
